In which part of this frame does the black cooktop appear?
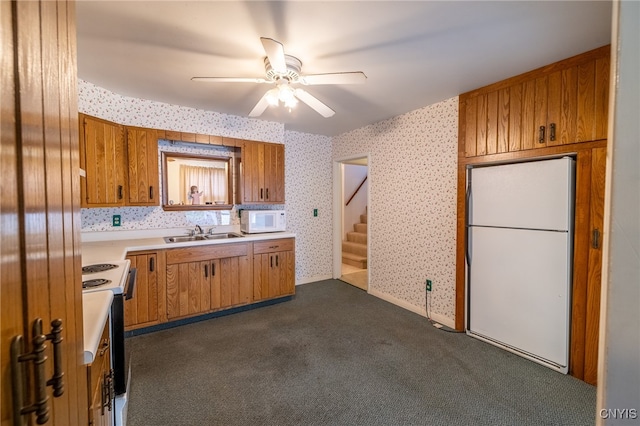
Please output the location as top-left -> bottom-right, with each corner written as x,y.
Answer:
82,278 -> 112,289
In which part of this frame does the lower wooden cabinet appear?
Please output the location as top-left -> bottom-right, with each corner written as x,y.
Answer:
165,242 -> 252,320
87,321 -> 113,426
253,239 -> 295,302
125,239 -> 295,328
125,251 -> 161,331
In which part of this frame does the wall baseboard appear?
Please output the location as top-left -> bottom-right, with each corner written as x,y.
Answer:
296,275 -> 333,286
368,288 -> 456,329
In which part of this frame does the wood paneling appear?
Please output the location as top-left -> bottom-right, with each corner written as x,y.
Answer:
1,2 -> 86,424
584,147 -> 606,385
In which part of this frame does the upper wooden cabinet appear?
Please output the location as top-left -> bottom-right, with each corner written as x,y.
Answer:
241,141 -> 285,204
460,45 -> 610,158
126,126 -> 160,206
80,114 -> 127,207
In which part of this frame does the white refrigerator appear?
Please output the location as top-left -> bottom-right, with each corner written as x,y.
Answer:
465,157 -> 575,373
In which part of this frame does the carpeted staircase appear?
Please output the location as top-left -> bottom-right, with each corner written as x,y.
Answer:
342,212 -> 367,269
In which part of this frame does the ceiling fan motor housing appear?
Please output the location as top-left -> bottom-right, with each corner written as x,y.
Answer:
264,55 -> 302,83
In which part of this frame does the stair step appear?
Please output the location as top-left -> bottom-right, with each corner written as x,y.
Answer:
342,252 -> 368,269
347,231 -> 367,244
354,223 -> 367,233
360,214 -> 367,224
342,241 -> 367,257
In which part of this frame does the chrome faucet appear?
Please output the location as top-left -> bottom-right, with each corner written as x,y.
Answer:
194,225 -> 203,234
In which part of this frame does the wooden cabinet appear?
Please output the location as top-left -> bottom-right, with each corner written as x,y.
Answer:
87,321 -> 113,426
460,45 -> 609,158
125,252 -> 162,331
253,239 -> 295,302
241,141 -> 285,204
80,114 -> 127,207
165,243 -> 252,320
126,126 -> 160,206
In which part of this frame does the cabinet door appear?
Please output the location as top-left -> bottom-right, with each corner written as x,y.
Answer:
166,261 -> 211,320
219,255 -> 252,308
126,126 -> 159,206
264,142 -> 285,202
253,240 -> 295,302
80,114 -> 126,207
125,253 -> 159,330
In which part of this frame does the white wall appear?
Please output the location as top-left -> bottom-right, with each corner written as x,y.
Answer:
332,98 -> 459,324
597,1 -> 640,423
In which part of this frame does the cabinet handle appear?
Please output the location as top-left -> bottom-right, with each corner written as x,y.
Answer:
98,338 -> 109,356
212,263 -> 215,276
592,229 -> 601,249
270,255 -> 273,268
204,264 -> 208,278
118,185 -> 123,199
275,255 -> 279,267
149,186 -> 154,200
149,256 -> 155,272
538,126 -> 546,144
266,188 -> 269,200
10,318 -> 65,426
549,123 -> 556,142
260,188 -> 264,200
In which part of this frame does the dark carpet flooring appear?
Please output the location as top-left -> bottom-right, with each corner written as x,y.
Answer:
126,279 -> 596,426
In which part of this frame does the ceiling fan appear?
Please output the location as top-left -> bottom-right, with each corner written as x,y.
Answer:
191,38 -> 366,118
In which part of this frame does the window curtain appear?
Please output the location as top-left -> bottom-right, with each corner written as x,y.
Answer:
179,165 -> 227,204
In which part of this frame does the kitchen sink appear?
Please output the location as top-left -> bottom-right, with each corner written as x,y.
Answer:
163,233 -> 244,243
206,232 -> 244,240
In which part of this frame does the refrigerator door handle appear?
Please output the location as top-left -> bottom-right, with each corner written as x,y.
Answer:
465,173 -> 472,266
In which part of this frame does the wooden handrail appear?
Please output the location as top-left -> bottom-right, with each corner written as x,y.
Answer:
345,176 -> 367,206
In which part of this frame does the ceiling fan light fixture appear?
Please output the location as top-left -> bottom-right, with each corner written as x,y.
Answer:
265,88 -> 280,106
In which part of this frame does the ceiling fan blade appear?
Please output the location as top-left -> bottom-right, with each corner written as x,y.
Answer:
191,77 -> 268,83
294,88 -> 335,118
299,72 -> 367,85
260,37 -> 287,74
248,90 -> 273,117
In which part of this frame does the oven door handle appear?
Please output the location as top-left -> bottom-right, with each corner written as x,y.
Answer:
125,268 -> 137,300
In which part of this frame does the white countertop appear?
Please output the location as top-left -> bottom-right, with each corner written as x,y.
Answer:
82,227 -> 296,263
82,291 -> 113,364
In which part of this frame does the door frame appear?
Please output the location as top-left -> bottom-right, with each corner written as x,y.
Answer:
332,154 -> 371,285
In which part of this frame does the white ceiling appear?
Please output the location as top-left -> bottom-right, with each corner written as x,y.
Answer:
76,1 -> 612,137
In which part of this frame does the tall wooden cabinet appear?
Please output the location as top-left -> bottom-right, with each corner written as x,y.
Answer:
87,321 -> 112,426
80,114 -> 127,207
1,1 -> 88,425
456,46 -> 610,385
242,141 -> 285,203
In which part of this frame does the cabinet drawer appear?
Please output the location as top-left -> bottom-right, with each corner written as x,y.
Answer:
253,238 -> 294,254
166,242 -> 249,264
88,321 -> 110,393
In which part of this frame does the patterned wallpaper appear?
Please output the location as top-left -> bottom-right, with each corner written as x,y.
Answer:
332,98 -> 459,321
79,79 -> 458,322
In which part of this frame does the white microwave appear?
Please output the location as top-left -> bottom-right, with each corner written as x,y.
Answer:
241,210 -> 287,234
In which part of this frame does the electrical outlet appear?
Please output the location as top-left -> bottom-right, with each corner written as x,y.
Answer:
426,279 -> 432,292
112,215 -> 121,227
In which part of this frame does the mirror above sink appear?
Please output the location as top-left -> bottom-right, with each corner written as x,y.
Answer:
162,152 -> 234,211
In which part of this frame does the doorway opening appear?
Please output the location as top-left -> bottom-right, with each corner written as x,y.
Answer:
333,155 -> 369,291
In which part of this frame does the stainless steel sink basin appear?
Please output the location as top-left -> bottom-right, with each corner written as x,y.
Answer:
164,233 -> 244,243
206,232 -> 244,240
164,235 -> 209,243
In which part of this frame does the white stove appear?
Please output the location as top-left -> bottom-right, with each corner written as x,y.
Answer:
82,260 -> 130,295
81,259 -> 132,426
